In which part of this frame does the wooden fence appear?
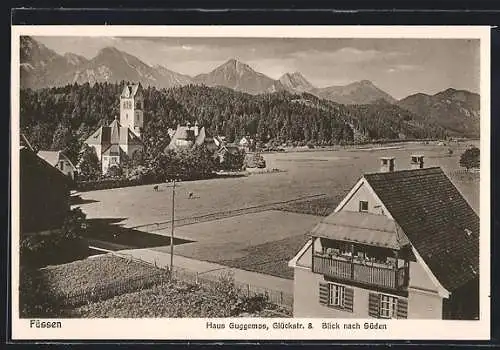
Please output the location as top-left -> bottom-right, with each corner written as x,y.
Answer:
131,193 -> 327,233
57,270 -> 170,308
55,253 -> 293,311
171,266 -> 294,309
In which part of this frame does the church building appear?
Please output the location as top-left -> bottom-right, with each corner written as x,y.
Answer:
84,84 -> 144,174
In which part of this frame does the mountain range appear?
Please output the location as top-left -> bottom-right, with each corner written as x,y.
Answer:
19,36 -> 406,105
20,36 -> 480,137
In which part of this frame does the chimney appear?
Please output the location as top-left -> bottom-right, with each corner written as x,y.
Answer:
410,155 -> 424,169
380,156 -> 395,173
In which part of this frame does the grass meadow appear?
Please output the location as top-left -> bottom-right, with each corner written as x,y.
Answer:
75,141 -> 480,279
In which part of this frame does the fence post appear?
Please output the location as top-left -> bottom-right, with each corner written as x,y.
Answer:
247,284 -> 250,297
280,291 -> 283,306
195,272 -> 198,285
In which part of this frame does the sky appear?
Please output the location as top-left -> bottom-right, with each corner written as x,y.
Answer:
35,36 -> 480,99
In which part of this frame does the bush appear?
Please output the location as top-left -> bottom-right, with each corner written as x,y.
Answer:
19,267 -> 64,318
76,144 -> 101,181
20,208 -> 89,269
244,153 -> 266,169
460,146 -> 480,170
105,164 -> 123,178
220,148 -> 246,171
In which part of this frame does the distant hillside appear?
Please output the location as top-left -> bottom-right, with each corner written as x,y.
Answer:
20,37 -> 193,90
19,36 -> 478,139
20,82 -> 447,164
313,80 -> 397,105
279,72 -> 314,92
193,59 -> 285,94
20,36 -> 396,105
20,36 -> 90,89
398,88 -> 480,138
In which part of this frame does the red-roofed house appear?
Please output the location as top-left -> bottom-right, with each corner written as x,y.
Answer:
288,156 -> 479,320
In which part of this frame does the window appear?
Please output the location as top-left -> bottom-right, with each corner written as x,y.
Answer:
359,200 -> 369,212
379,294 -> 398,319
59,160 -> 65,171
320,283 -> 353,312
369,293 -> 407,319
328,283 -> 345,307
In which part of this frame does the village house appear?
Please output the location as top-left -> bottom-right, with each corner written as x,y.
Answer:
20,135 -> 71,236
84,84 -> 144,174
217,143 -> 241,163
37,150 -> 77,180
165,122 -> 218,152
288,155 -> 479,320
236,136 -> 255,152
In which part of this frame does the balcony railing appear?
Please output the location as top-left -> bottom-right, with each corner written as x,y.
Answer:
313,255 -> 408,290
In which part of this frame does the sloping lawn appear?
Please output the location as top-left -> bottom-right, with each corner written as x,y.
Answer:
219,234 -> 311,280
40,255 -> 161,297
20,254 -> 289,318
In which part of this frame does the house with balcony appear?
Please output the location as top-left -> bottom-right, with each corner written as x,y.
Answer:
288,156 -> 479,320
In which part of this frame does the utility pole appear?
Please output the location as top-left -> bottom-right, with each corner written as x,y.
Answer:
170,179 -> 176,275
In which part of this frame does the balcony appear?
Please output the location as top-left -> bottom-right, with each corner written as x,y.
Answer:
313,254 -> 408,290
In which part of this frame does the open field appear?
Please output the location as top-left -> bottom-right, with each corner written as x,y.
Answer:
75,141 -> 480,279
77,141 -> 479,228
153,211 -> 320,278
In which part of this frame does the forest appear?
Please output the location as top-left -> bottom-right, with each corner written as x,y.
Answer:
20,82 -> 447,164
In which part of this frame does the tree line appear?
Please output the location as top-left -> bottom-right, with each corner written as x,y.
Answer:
20,82 -> 447,165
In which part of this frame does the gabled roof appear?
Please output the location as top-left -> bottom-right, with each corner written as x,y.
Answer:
20,134 -> 35,152
218,144 -> 240,155
85,119 -> 142,149
311,211 -> 409,250
120,84 -> 141,98
195,126 -> 207,146
363,167 -> 479,292
102,144 -> 124,156
37,150 -> 77,171
21,147 -> 70,186
166,125 -> 211,151
37,150 -> 60,167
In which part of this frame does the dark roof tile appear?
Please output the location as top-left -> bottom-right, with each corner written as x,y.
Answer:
364,167 -> 479,292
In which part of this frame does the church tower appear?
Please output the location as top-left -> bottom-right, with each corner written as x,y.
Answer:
120,84 -> 144,137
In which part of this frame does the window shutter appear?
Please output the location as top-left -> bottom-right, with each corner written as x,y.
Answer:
397,297 -> 408,319
343,287 -> 354,312
368,292 -> 380,318
319,283 -> 329,305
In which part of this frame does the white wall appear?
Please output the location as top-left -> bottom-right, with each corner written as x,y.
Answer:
293,266 -> 443,319
339,182 -> 386,216
293,268 -> 378,318
407,288 -> 443,319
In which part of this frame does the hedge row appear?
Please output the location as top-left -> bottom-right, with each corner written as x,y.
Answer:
76,172 -> 226,192
76,177 -> 159,192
